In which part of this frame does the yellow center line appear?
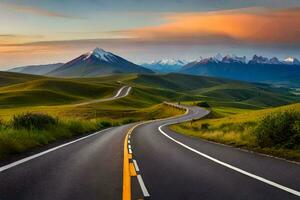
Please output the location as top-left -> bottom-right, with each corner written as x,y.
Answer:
130,163 -> 137,176
122,103 -> 189,200
123,132 -> 131,200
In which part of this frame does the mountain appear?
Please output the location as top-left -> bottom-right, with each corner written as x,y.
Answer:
181,55 -> 300,87
7,63 -> 63,75
283,57 -> 300,65
141,59 -> 188,73
47,48 -> 153,77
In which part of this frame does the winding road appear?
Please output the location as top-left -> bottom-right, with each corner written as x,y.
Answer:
0,90 -> 300,199
75,85 -> 131,106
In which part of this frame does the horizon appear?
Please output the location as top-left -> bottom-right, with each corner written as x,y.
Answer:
1,0 -> 300,69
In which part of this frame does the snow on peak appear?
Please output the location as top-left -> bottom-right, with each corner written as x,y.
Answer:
84,47 -> 115,62
148,59 -> 188,66
213,53 -> 223,62
222,54 -> 247,64
283,57 -> 300,65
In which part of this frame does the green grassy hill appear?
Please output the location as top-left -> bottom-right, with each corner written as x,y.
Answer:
171,103 -> 300,161
0,78 -> 117,108
0,71 -> 298,119
0,71 -> 41,87
125,73 -> 299,109
0,71 -> 299,160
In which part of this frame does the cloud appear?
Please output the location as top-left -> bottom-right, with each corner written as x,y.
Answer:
1,2 -> 79,18
121,7 -> 300,45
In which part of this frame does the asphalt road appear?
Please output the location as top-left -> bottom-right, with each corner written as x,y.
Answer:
0,103 -> 300,200
75,85 -> 131,106
130,106 -> 300,200
0,124 -> 131,200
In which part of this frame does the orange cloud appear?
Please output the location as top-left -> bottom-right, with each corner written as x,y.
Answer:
125,7 -> 300,44
1,2 -> 78,18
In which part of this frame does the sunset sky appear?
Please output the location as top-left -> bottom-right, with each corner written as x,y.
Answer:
0,0 -> 300,69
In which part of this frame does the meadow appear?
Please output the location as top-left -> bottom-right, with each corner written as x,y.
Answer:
171,103 -> 300,161
0,71 -> 299,159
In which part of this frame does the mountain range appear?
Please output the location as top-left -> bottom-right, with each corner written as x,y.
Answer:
180,54 -> 300,86
140,59 -> 188,73
6,49 -> 300,86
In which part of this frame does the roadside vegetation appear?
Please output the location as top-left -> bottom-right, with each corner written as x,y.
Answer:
0,103 -> 185,159
171,103 -> 300,161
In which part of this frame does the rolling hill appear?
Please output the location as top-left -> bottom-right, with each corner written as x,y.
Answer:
47,48 -> 153,77
7,63 -> 63,75
0,71 -> 298,120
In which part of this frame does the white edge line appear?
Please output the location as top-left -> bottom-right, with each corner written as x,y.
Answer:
124,87 -> 131,97
133,159 -> 140,172
114,86 -> 126,98
0,127 -> 114,173
137,174 -> 150,197
158,125 -> 300,197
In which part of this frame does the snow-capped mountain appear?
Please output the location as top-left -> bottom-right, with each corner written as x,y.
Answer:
248,55 -> 270,64
222,55 -> 247,64
269,57 -> 282,65
283,57 -> 300,65
141,59 -> 188,73
180,54 -> 300,86
48,48 -> 153,77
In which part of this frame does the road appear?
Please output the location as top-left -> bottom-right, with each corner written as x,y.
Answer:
0,103 -> 300,199
75,85 -> 131,106
129,105 -> 300,199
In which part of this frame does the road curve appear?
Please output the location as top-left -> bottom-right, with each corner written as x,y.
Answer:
0,85 -> 132,200
75,85 -> 131,106
1,102 -> 300,200
129,105 -> 300,200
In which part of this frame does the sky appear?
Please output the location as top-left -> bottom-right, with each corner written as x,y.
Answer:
0,0 -> 300,69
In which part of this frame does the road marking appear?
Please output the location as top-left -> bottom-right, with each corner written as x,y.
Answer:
0,127 -> 114,173
123,132 -> 131,200
114,86 -> 126,98
122,104 -> 189,199
137,175 -> 150,197
158,124 -> 300,197
128,140 -> 130,144
133,160 -> 140,172
124,87 -> 131,97
130,163 -> 137,176
128,144 -> 131,149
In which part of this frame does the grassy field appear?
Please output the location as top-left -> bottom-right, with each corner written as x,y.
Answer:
0,71 -> 299,159
171,103 -> 300,161
0,103 -> 184,159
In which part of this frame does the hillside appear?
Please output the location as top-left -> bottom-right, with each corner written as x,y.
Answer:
8,63 -> 63,75
0,71 -> 42,87
0,72 -> 298,120
125,73 -> 299,108
171,103 -> 300,161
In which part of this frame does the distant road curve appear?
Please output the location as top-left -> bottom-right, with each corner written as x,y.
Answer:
75,85 -> 131,106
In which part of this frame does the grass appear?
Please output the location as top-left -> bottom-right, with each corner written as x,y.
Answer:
0,71 -> 299,160
171,103 -> 300,161
0,116 -> 114,159
0,103 -> 185,159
